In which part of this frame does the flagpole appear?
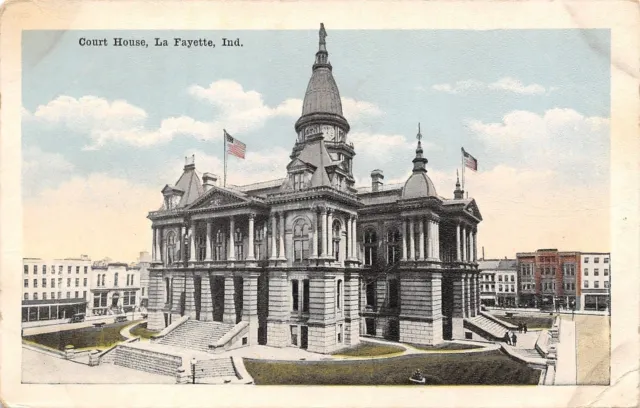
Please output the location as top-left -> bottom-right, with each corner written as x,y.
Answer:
461,148 -> 465,191
223,130 -> 227,187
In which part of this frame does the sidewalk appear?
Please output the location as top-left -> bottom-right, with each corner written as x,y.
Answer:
555,319 -> 577,385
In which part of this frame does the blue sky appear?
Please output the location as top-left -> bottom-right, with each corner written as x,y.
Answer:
22,29 -> 611,261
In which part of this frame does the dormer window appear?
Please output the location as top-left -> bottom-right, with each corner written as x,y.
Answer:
293,173 -> 305,190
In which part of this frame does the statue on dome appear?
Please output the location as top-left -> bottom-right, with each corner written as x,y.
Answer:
319,23 -> 327,45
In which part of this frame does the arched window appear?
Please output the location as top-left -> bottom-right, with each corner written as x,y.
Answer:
293,219 -> 310,262
234,228 -> 244,260
214,229 -> 224,261
332,220 -> 341,261
166,231 -> 176,265
364,228 -> 378,266
114,272 -> 119,287
386,227 -> 401,264
197,235 -> 207,261
101,274 -> 106,287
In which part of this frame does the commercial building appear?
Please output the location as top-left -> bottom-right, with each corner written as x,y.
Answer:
146,25 -> 482,353
22,256 -> 92,322
579,252 -> 610,311
478,260 -> 498,306
477,259 -> 517,307
90,261 -> 141,316
137,251 -> 151,310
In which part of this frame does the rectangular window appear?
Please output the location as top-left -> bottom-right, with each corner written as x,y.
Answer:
585,268 -> 589,276
42,278 -> 47,288
389,279 -> 399,308
58,291 -> 61,299
33,293 -> 38,300
58,278 -> 62,288
43,292 -> 47,300
584,280 -> 589,288
585,257 -> 589,263
302,279 -> 310,313
604,269 -> 609,276
24,293 -> 28,300
142,287 -> 145,296
67,278 -> 71,287
83,278 -> 87,287
24,279 -> 28,288
84,266 -> 88,274
291,279 -> 299,311
510,275 -> 514,282
594,269 -> 599,276
594,257 -> 600,263
24,265 -> 28,274
604,257 -> 609,264
366,281 -> 375,306
59,265 -> 63,274
76,266 -> 80,274
337,323 -> 343,343
83,291 -> 87,299
498,275 -> 502,282
67,291 -> 70,299
51,278 -> 55,288
594,281 -> 600,288
68,266 -> 72,273
604,281 -> 609,288
43,265 -> 47,274
34,265 -> 38,274
498,284 -> 503,291
290,325 -> 298,346
51,292 -> 55,299
75,291 -> 79,298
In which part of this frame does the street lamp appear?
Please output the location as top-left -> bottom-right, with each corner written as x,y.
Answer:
191,357 -> 197,384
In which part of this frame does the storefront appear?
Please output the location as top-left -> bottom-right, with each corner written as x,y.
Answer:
21,298 -> 87,322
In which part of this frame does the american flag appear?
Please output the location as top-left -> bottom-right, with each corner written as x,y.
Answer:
462,148 -> 478,171
225,130 -> 246,159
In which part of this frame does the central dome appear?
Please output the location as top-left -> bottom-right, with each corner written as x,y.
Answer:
301,68 -> 343,116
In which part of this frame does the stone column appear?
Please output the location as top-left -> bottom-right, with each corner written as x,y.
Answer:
326,209 -> 333,259
473,230 -> 478,261
278,211 -> 286,260
408,218 -> 415,260
469,231 -> 474,263
351,216 -> 357,260
228,217 -> 236,261
462,226 -> 467,262
180,226 -> 187,262
242,272 -> 259,344
189,222 -> 196,262
434,221 -> 440,261
247,214 -> 255,261
418,218 -> 425,260
205,221 -> 212,261
266,271 -> 289,347
185,274 -> 196,319
320,208 -> 327,257
311,210 -> 318,259
425,220 -> 431,259
345,216 -> 352,260
270,213 -> 277,260
222,275 -> 236,324
200,273 -> 213,321
452,277 -> 465,339
152,227 -> 157,261
401,218 -> 407,261
456,223 -> 461,262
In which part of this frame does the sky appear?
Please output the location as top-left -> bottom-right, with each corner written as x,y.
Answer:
22,29 -> 611,262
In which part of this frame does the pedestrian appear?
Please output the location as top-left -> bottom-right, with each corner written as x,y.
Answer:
518,323 -> 523,333
524,323 -> 528,333
504,331 -> 511,345
511,332 -> 518,347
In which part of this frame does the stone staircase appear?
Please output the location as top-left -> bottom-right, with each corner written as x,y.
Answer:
195,357 -> 237,379
464,315 -> 513,341
157,320 -> 234,352
519,348 -> 544,359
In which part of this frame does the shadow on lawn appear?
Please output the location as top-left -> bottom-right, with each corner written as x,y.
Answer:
23,321 -> 134,351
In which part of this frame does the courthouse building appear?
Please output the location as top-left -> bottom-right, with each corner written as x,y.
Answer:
22,256 -> 92,322
146,25 -> 482,353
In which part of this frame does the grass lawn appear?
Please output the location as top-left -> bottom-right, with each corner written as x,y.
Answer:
409,342 -> 484,351
331,341 -> 405,357
492,315 -> 554,329
244,350 -> 541,385
24,321 -> 132,351
129,322 -> 160,339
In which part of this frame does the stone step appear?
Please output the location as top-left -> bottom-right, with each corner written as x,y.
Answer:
195,358 -> 236,378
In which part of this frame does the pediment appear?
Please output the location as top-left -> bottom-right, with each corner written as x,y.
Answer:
465,200 -> 483,220
287,158 -> 316,172
187,186 -> 250,210
162,184 -> 184,195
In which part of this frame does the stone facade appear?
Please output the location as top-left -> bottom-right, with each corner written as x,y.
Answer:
146,24 -> 482,353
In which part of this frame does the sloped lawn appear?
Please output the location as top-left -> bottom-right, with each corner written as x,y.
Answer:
24,321 -> 132,351
244,350 -> 540,385
331,342 -> 405,357
129,322 -> 159,339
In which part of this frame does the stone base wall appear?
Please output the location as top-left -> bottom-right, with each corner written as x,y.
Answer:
345,319 -> 360,346
307,324 -> 337,354
451,317 -> 465,340
399,319 -> 443,345
266,321 -> 289,347
147,311 -> 165,331
113,344 -> 182,377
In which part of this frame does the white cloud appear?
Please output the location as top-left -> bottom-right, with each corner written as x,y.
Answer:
22,146 -> 75,197
23,174 -> 159,261
341,98 -> 383,122
432,77 -> 553,95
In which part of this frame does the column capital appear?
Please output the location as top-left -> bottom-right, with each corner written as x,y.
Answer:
248,213 -> 256,220
326,207 -> 334,215
319,206 -> 327,214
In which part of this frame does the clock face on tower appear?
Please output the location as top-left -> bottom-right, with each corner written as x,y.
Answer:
323,125 -> 336,141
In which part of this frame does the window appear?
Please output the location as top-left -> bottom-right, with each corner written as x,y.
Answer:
303,279 -> 310,313
585,268 -> 589,276
293,220 -> 310,262
594,281 -> 600,288
604,281 -> 609,288
51,292 -> 55,299
364,229 -> 378,266
510,275 -> 514,282
604,257 -> 609,264
114,273 -> 119,287
604,268 -> 609,276
584,280 -> 589,288
68,266 -> 71,273
123,291 -> 135,306
83,291 -> 87,299
42,278 -> 47,288
24,279 -> 28,288
96,275 -> 101,287
214,229 -> 225,261
594,257 -> 600,263
67,278 -> 71,287
102,274 -> 106,287
33,293 -> 38,300
43,265 -> 47,274
389,279 -> 399,308
166,231 -> 177,264
142,288 -> 145,296
84,266 -> 88,274
24,293 -> 28,300
76,266 -> 80,273
366,280 -> 375,307
83,278 -> 87,287
290,325 -> 298,346
58,266 -> 63,274
66,292 -> 70,299
58,278 -> 62,288
293,173 -> 305,190
43,292 -> 47,300
572,283 -> 575,290
336,280 -> 343,310
594,268 -> 599,276
58,291 -> 61,299
196,235 -> 206,261
51,278 -> 55,288
332,220 -> 341,261
24,265 -> 28,274
386,228 -> 401,264
75,291 -> 79,298
498,275 -> 502,282
234,228 -> 244,260
498,284 -> 503,292
34,265 -> 38,274
291,279 -> 299,311
254,224 -> 265,260
585,257 -> 589,263
94,292 -> 108,308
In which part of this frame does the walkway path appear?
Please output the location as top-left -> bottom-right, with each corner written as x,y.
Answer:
555,319 -> 577,385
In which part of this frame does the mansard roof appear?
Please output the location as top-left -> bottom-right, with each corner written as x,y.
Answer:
174,165 -> 204,207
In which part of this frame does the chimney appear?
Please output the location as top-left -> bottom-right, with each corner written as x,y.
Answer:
203,173 -> 218,192
371,169 -> 384,192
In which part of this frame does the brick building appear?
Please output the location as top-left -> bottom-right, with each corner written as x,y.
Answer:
145,25 -> 482,353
